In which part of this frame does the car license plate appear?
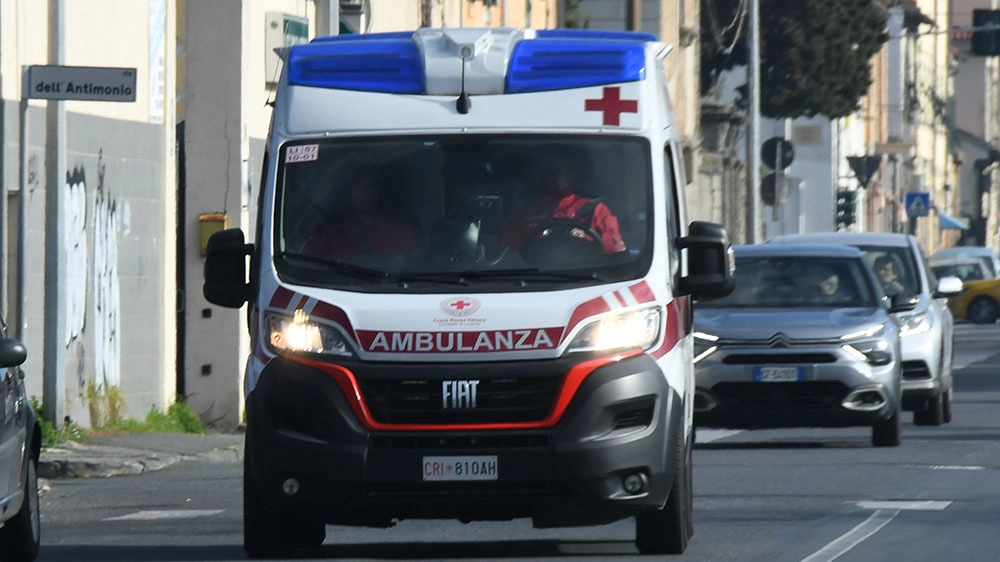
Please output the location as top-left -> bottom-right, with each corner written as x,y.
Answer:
754,366 -> 802,382
422,455 -> 498,481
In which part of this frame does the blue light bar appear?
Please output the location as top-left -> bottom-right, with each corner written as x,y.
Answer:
506,38 -> 647,94
535,29 -> 658,43
287,38 -> 425,94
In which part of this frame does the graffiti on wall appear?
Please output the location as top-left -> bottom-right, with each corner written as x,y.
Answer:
64,150 -> 122,398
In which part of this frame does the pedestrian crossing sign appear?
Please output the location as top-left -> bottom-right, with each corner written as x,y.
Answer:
905,192 -> 930,218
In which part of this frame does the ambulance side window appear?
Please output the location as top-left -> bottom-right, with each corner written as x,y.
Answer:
663,145 -> 681,284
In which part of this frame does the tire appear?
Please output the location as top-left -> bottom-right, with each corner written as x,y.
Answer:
0,458 -> 41,562
913,393 -> 944,426
967,296 -> 999,324
942,388 -> 953,424
872,408 -> 901,447
635,425 -> 693,555
243,445 -> 325,559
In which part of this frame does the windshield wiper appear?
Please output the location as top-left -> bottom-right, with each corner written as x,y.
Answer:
455,268 -> 603,283
280,252 -> 468,286
280,252 -> 394,280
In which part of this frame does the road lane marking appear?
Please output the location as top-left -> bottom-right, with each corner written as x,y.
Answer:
696,429 -> 742,443
929,465 -> 985,471
856,500 -> 951,510
104,509 -> 224,521
799,509 -> 898,562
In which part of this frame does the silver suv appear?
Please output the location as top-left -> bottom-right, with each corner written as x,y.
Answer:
769,233 -> 962,426
693,244 -> 912,446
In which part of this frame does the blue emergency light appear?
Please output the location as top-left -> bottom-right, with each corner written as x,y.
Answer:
286,29 -> 652,95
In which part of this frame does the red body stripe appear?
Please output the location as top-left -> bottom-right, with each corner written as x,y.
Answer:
269,287 -> 294,309
288,350 -> 642,431
310,301 -> 358,341
628,280 -> 656,304
651,297 -> 690,359
613,291 -> 628,308
562,297 -> 612,343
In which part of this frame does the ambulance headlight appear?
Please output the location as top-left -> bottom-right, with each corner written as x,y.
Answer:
566,307 -> 661,354
264,310 -> 352,357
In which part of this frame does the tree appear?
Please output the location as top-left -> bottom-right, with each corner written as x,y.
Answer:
701,0 -> 888,119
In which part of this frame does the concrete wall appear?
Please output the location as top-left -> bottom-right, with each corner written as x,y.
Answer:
0,0 -> 176,425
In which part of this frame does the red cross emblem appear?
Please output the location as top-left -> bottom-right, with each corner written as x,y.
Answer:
450,300 -> 472,310
584,86 -> 638,126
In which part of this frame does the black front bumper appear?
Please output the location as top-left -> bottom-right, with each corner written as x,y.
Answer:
245,353 -> 683,528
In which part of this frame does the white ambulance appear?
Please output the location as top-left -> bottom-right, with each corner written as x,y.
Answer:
204,27 -> 734,558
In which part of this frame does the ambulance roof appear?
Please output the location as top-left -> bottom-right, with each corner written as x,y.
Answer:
285,28 -> 663,97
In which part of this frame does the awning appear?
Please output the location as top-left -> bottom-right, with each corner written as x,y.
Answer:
938,211 -> 969,230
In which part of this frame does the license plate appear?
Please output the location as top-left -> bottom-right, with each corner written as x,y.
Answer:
754,366 -> 802,382
422,455 -> 498,481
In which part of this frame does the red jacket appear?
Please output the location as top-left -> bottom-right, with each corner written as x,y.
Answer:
553,194 -> 627,253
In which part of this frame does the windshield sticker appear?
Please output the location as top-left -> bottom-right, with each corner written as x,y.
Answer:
285,144 -> 319,163
358,328 -> 563,353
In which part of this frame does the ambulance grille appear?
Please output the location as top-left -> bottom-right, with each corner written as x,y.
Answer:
359,376 -> 563,424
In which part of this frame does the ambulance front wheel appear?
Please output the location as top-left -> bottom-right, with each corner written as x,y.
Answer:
243,449 -> 326,558
634,422 -> 693,555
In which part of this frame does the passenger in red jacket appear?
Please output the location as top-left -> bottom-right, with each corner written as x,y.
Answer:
300,169 -> 420,257
504,155 -> 626,254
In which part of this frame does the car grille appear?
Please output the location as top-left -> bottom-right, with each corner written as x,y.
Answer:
711,381 -> 849,409
722,353 -> 838,365
359,376 -> 563,424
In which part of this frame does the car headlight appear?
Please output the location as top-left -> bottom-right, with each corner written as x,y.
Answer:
566,307 -> 661,354
264,310 -> 352,357
898,310 -> 932,338
693,331 -> 719,364
843,339 -> 893,366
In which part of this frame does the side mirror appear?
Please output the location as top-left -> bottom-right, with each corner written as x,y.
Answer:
933,275 -> 963,298
677,221 -> 735,301
889,293 -> 919,313
0,337 -> 27,368
204,228 -> 254,308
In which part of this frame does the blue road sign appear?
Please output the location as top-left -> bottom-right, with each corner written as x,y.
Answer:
905,192 -> 930,218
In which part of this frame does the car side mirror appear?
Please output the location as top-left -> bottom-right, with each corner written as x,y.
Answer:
203,228 -> 254,308
933,275 -> 963,298
889,293 -> 919,313
0,337 -> 27,368
677,221 -> 735,301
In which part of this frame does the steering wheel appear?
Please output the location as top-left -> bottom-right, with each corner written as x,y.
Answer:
521,218 -> 605,263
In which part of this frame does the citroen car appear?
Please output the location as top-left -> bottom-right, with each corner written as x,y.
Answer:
769,233 -> 962,426
693,244 -> 914,447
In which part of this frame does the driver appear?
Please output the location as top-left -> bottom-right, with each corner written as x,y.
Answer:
504,154 -> 626,254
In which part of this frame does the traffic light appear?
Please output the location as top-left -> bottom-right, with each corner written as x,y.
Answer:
835,190 -> 858,229
972,9 -> 1000,57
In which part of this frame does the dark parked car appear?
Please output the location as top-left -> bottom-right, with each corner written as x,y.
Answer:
693,244 -> 915,447
0,315 -> 41,562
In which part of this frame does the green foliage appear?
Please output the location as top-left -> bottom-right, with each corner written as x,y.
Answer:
701,0 -> 888,118
31,391 -> 205,449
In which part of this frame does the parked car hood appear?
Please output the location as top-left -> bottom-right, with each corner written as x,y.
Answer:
694,307 -> 887,340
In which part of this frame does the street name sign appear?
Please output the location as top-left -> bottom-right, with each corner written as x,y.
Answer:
28,65 -> 136,102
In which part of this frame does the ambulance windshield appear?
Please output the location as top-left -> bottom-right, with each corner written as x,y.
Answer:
275,135 -> 654,291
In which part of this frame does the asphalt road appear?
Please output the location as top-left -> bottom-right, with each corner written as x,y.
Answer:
35,322 -> 1000,562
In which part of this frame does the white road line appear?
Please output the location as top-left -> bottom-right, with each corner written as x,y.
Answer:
696,429 -> 743,443
799,509 -> 898,562
103,509 -> 224,521
856,500 -> 951,511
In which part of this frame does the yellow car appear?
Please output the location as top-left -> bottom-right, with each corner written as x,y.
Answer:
947,278 -> 1000,324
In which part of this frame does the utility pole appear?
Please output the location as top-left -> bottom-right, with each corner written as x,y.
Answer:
745,0 -> 762,243
626,0 -> 641,31
43,0 -> 67,427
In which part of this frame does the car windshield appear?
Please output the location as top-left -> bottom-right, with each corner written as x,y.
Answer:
274,135 -> 653,291
931,263 -> 987,282
856,245 -> 921,296
696,255 -> 878,308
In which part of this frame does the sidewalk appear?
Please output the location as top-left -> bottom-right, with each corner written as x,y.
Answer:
38,431 -> 245,480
